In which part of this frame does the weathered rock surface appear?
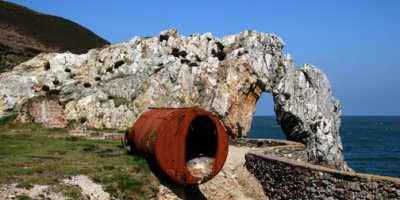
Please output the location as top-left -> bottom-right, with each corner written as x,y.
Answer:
0,29 -> 346,169
272,55 -> 347,169
13,99 -> 67,128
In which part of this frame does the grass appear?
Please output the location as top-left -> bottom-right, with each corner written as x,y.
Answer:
108,95 -> 130,107
0,116 -> 158,199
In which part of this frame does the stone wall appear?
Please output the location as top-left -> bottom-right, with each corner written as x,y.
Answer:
13,99 -> 67,128
245,150 -> 400,199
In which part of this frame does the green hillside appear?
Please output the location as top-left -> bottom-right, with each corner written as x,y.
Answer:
0,1 -> 109,72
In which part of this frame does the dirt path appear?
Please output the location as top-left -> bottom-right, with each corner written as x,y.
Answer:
157,145 -> 267,200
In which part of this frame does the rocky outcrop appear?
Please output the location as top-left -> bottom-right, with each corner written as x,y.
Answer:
0,29 -> 346,169
273,55 -> 346,169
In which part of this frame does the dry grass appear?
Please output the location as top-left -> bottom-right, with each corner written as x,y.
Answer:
0,115 -> 159,199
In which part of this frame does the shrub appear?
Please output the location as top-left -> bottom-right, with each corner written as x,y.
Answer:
215,41 -> 224,51
114,60 -> 124,69
159,34 -> 169,42
180,59 -> 190,64
79,117 -> 87,123
44,62 -> 51,70
64,68 -> 71,73
106,67 -> 113,73
189,62 -> 199,67
195,55 -> 201,62
0,114 -> 17,126
47,89 -> 60,97
179,50 -> 187,58
171,48 -> 180,57
52,79 -> 60,85
83,82 -> 91,88
211,49 -> 226,61
113,96 -> 129,107
41,85 -> 50,92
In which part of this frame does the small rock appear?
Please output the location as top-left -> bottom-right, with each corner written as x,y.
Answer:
209,184 -> 217,191
187,157 -> 214,180
383,184 -> 393,192
367,182 -> 379,190
350,182 -> 361,191
345,191 -> 354,199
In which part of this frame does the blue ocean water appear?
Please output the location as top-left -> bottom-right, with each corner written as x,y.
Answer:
248,116 -> 400,178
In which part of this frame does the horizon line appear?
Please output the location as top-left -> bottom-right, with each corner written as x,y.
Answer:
253,115 -> 400,117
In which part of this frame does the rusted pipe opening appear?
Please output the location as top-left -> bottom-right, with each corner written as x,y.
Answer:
185,116 -> 218,161
185,115 -> 218,180
127,108 -> 228,185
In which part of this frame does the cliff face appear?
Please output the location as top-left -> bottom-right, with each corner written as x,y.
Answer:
0,29 -> 346,169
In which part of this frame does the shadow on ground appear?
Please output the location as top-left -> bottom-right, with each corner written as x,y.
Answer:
127,148 -> 206,200
150,164 -> 206,200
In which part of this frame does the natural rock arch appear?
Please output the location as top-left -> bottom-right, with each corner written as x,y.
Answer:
0,29 -> 347,170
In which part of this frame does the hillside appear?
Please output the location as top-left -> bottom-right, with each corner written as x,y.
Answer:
0,1 -> 109,72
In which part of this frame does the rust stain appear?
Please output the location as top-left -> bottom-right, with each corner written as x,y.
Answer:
126,108 -> 229,186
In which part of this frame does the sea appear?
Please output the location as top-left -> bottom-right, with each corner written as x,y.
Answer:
248,116 -> 400,178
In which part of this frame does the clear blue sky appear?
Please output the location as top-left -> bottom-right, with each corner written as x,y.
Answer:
8,0 -> 400,116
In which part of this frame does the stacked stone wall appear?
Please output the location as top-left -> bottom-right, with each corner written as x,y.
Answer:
245,151 -> 400,199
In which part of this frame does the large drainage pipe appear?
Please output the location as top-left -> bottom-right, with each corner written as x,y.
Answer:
125,108 -> 229,186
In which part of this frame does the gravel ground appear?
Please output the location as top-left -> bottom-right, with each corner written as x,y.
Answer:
62,175 -> 110,200
0,183 -> 66,200
0,175 -> 110,200
156,145 -> 267,200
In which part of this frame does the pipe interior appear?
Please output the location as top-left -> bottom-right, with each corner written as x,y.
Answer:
185,115 -> 218,162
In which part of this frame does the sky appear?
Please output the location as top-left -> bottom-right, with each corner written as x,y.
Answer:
8,0 -> 400,116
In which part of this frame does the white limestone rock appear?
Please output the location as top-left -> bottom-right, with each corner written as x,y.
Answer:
0,29 -> 347,169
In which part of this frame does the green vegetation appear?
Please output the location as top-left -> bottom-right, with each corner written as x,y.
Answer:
16,195 -> 31,200
114,60 -> 125,69
0,116 -> 158,199
211,48 -> 226,61
159,34 -> 169,42
108,95 -> 130,107
0,1 -> 109,54
83,82 -> 92,88
0,43 -> 38,73
171,47 -> 180,57
0,1 -> 110,72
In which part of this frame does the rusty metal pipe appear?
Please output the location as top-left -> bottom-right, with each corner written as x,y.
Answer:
126,108 -> 229,186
